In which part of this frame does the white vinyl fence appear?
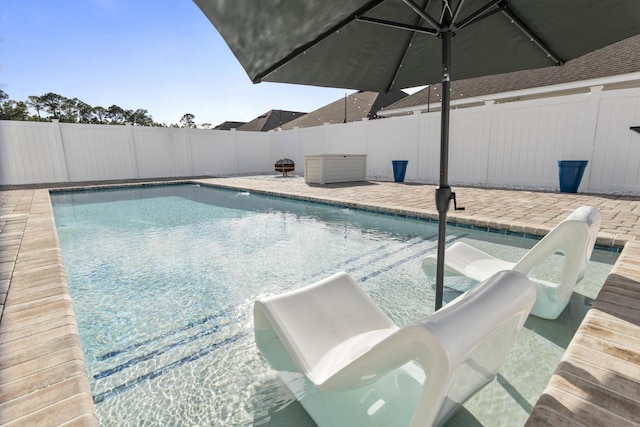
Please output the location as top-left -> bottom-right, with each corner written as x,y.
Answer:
2,84 -> 640,194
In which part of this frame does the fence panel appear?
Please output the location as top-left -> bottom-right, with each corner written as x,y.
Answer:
235,131 -> 272,173
366,115 -> 418,179
294,126 -> 329,167
133,127 -> 191,179
325,121 -> 366,154
415,113 -> 441,183
0,121 -> 65,184
60,123 -> 136,182
448,108 -> 491,186
190,129 -> 237,176
590,88 -> 640,192
269,130 -> 297,173
487,94 -> 591,189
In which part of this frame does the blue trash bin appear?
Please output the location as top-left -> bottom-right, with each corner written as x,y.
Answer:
392,160 -> 408,183
558,160 -> 588,193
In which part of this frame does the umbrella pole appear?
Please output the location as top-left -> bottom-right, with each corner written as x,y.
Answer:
434,29 -> 452,311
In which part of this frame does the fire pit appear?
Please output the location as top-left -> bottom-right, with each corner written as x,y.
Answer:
275,158 -> 295,176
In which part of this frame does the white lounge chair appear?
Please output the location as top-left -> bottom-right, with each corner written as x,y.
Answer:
422,206 -> 601,320
254,270 -> 536,427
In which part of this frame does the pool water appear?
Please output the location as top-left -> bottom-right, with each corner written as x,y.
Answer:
50,184 -> 617,426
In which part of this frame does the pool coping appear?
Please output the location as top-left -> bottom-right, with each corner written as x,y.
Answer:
0,189 -> 97,426
1,178 -> 639,426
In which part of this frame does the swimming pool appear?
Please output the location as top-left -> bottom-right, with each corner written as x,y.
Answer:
51,183 -> 617,426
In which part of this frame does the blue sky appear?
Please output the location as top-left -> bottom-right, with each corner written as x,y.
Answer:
0,1 -> 383,126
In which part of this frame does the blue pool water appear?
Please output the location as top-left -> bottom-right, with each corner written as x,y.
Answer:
51,184 -> 617,426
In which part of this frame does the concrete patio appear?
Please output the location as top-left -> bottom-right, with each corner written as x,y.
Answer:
1,175 -> 639,426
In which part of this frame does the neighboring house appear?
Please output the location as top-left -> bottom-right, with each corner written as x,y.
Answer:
382,34 -> 640,115
281,90 -> 408,130
214,121 -> 246,130
237,110 -> 306,132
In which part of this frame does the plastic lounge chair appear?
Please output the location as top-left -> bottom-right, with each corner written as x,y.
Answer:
254,270 -> 536,427
422,206 -> 601,320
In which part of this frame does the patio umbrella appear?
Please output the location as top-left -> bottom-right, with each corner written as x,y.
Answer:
194,0 -> 640,310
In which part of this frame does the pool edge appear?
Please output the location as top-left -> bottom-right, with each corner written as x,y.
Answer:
525,240 -> 640,426
0,189 -> 98,426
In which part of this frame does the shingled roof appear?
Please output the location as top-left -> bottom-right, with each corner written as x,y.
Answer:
237,109 -> 306,132
281,90 -> 407,130
385,34 -> 640,113
214,121 -> 246,130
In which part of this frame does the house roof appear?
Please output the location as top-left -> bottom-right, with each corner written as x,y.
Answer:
214,121 -> 246,130
384,34 -> 640,113
237,109 -> 306,132
281,90 -> 407,130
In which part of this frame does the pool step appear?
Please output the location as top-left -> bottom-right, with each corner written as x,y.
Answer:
91,313 -> 247,403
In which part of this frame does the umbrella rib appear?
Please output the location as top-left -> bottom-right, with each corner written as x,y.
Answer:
499,4 -> 564,66
402,0 -> 442,31
455,0 -> 564,66
356,16 -> 438,36
455,0 -> 502,30
449,0 -> 467,27
385,35 -> 417,92
252,0 -> 386,84
383,10 -> 429,92
360,0 -> 441,91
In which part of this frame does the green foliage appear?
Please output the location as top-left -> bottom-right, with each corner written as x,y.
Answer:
26,95 -> 45,119
1,100 -> 29,120
180,113 -> 196,128
41,92 -> 65,119
0,90 -> 209,128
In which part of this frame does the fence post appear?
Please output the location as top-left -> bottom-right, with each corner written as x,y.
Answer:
231,128 -> 239,174
269,130 -> 274,174
293,127 -> 299,173
125,122 -> 140,179
482,100 -> 495,186
413,110 -> 421,182
186,127 -> 195,177
51,119 -> 70,182
581,85 -> 603,192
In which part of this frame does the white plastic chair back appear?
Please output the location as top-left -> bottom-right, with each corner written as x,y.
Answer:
421,206 -> 601,319
254,270 -> 536,426
513,206 -> 601,318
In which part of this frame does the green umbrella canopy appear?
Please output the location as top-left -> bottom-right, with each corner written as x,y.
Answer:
194,0 -> 640,92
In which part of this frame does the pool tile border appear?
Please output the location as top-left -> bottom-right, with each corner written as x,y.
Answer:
197,181 -> 622,252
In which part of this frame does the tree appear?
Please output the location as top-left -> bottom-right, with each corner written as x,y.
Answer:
1,100 -> 30,121
180,113 -> 196,128
41,92 -> 65,119
0,89 -> 8,119
0,90 -> 29,121
26,95 -> 45,120
127,109 -> 153,126
61,97 -> 79,122
0,90 -> 169,127
92,106 -> 107,124
200,122 -> 212,129
106,104 -> 126,124
75,100 -> 94,123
